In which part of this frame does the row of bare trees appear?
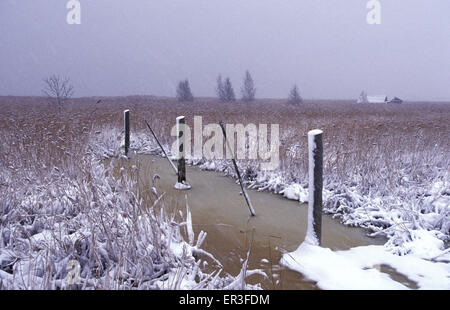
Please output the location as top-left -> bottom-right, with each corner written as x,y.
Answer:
176,70 -> 303,105
176,70 -> 257,103
42,71 -> 303,106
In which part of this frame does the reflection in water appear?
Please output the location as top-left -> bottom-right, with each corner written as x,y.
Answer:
115,154 -> 386,289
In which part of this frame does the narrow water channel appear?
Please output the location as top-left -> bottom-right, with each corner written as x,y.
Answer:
118,154 -> 386,289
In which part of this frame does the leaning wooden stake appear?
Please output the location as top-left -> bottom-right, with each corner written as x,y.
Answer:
174,116 -> 191,190
306,129 -> 323,245
124,110 -> 130,157
219,121 -> 256,217
144,120 -> 178,174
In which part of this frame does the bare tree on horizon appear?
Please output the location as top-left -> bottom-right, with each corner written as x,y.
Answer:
176,79 -> 194,102
216,74 -> 225,101
42,74 -> 74,106
223,77 -> 236,102
241,70 -> 256,102
288,84 -> 303,105
216,75 -> 236,102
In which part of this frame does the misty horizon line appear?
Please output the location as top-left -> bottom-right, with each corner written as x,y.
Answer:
2,94 -> 450,104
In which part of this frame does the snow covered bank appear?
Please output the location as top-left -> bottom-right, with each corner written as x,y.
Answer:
281,242 -> 450,290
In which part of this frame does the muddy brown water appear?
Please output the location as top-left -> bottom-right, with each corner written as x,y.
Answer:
118,154 -> 387,289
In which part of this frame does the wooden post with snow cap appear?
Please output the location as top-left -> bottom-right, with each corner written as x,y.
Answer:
174,116 -> 191,190
306,129 -> 323,245
124,109 -> 130,157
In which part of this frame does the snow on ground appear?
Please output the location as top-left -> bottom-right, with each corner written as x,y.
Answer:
281,194 -> 448,290
280,183 -> 309,203
281,241 -> 450,290
174,181 -> 192,190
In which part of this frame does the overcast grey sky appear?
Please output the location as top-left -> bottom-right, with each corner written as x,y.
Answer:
0,0 -> 449,101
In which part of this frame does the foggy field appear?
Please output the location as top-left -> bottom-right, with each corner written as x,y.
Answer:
0,96 -> 449,289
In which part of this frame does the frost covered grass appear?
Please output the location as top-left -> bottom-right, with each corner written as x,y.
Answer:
1,96 -> 448,289
0,97 -> 262,289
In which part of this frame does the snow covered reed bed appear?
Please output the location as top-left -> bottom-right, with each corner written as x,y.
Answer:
1,96 -> 448,289
76,96 -> 449,260
0,99 -> 262,289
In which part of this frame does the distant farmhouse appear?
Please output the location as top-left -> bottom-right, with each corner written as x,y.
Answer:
357,91 -> 403,104
389,97 -> 403,104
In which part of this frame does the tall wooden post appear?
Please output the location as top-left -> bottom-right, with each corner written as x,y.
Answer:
174,116 -> 190,189
306,129 -> 323,245
176,116 -> 186,183
124,109 -> 130,157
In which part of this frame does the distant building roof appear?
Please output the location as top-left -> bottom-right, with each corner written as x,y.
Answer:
357,92 -> 400,104
367,95 -> 388,103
